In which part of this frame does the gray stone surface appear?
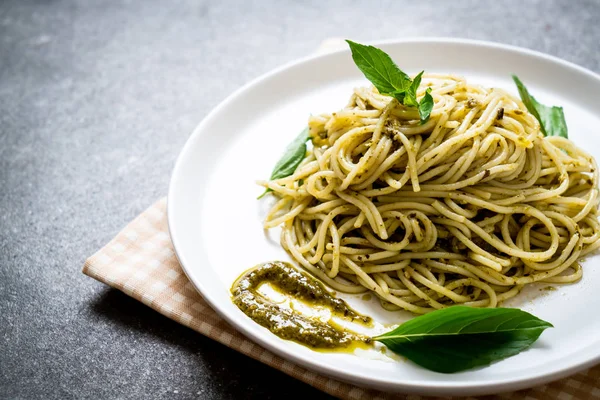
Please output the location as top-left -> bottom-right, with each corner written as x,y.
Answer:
1,0 -> 599,398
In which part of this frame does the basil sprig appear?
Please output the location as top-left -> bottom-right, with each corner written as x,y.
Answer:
258,127 -> 310,199
346,40 -> 434,123
375,306 -> 552,373
512,75 -> 568,138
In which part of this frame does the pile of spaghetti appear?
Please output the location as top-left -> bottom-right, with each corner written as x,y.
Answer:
260,74 -> 600,314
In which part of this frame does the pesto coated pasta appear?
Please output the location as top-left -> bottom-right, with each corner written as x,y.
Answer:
259,75 -> 600,314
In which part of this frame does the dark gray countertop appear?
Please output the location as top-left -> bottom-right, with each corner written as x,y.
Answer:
1,0 -> 599,398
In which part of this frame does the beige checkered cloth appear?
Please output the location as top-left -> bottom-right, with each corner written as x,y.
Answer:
83,198 -> 600,399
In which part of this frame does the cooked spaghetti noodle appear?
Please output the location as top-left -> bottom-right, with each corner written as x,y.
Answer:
259,74 -> 600,314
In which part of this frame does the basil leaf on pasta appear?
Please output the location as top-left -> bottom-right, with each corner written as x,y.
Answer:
418,87 -> 433,124
346,40 -> 412,96
346,40 -> 432,123
258,127 -> 310,199
374,306 -> 552,373
512,75 -> 568,138
404,70 -> 424,107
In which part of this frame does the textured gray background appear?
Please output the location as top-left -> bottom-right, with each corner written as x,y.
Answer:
1,0 -> 599,398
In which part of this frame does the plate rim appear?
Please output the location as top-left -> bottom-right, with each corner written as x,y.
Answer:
167,37 -> 600,395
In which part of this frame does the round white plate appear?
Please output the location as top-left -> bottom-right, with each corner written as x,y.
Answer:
168,38 -> 600,396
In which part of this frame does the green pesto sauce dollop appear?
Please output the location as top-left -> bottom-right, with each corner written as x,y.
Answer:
231,261 -> 372,349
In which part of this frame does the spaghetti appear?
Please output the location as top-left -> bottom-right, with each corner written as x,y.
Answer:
259,74 -> 600,314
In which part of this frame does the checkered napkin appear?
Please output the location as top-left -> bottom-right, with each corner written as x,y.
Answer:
83,198 -> 600,399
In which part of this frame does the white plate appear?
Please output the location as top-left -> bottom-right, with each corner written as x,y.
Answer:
168,38 -> 600,396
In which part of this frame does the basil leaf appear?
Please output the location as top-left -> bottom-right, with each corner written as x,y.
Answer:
258,127 -> 310,199
390,90 -> 406,104
418,87 -> 433,124
406,72 -> 433,123
346,40 -> 412,96
512,75 -> 568,138
374,306 -> 552,373
346,40 -> 432,123
404,71 -> 424,107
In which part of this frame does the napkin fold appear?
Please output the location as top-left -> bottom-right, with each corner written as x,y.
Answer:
83,198 -> 600,400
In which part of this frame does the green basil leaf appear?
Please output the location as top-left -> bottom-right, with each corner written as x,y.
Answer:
512,75 -> 568,138
418,87 -> 433,124
390,90 -> 406,104
404,70 -> 424,107
258,127 -> 310,199
346,40 -> 432,123
346,40 -> 412,98
374,306 -> 552,373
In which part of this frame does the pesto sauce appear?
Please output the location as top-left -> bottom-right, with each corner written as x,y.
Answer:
231,261 -> 372,349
